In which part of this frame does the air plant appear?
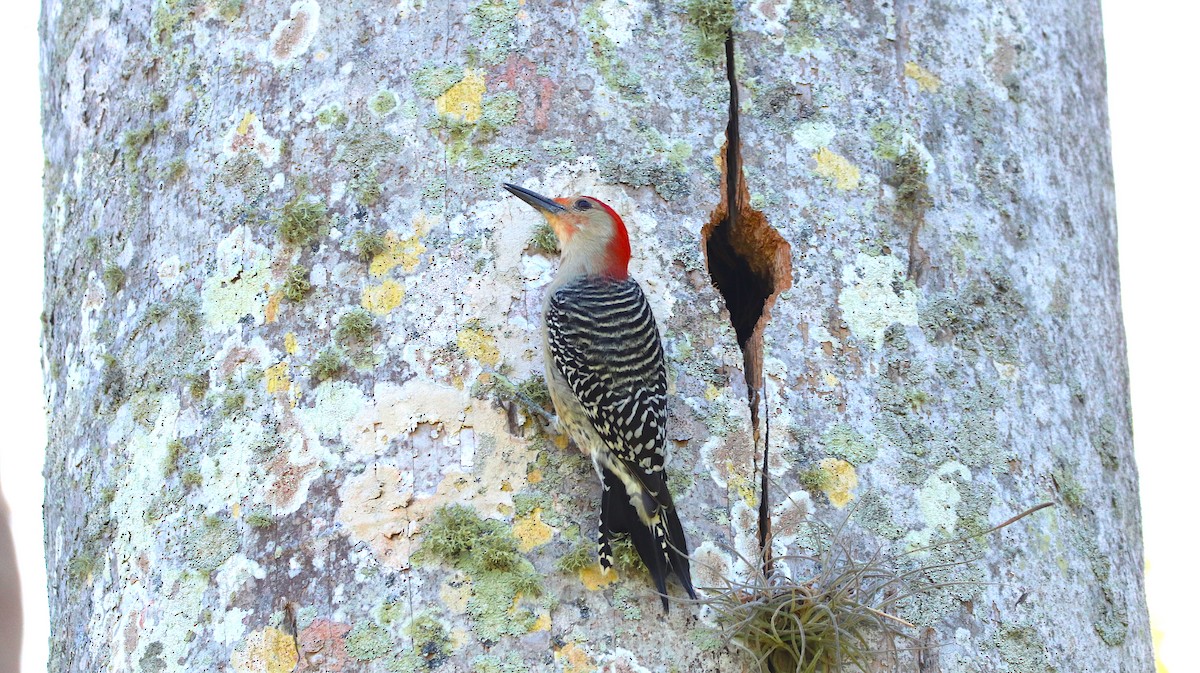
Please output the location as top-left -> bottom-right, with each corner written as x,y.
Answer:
683,499 -> 1053,673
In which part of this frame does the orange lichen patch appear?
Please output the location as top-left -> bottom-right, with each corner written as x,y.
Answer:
579,564 -> 619,590
296,619 -> 351,673
231,627 -> 298,673
813,148 -> 861,190
435,70 -> 486,122
268,0 -> 321,65
457,328 -> 500,366
265,291 -> 283,323
360,279 -> 406,315
513,508 -> 553,552
557,642 -> 597,673
905,61 -> 942,92
266,362 -> 291,394
818,458 -> 858,508
369,232 -> 426,277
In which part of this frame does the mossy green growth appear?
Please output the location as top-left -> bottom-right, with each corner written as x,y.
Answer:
685,0 -> 735,60
279,194 -> 329,246
311,347 -> 346,381
555,541 -> 593,573
415,505 -> 543,642
350,229 -> 387,260
335,309 -> 378,348
84,236 -> 101,256
67,553 -> 100,583
281,265 -> 312,302
316,104 -> 350,130
245,510 -> 273,528
164,439 -> 185,476
181,469 -> 203,486
890,149 -> 932,221
369,90 -> 400,117
528,222 -> 559,255
217,0 -> 242,21
221,391 -> 245,416
163,158 -> 187,183
102,263 -> 126,294
389,613 -> 452,672
345,620 -> 393,661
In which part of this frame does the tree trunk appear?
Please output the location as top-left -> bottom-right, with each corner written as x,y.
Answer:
40,0 -> 1149,671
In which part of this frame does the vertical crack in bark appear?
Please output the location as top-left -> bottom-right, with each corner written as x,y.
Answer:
701,30 -> 793,571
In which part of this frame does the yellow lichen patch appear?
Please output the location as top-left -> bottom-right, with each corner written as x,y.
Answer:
360,279 -> 406,315
265,362 -> 291,394
905,61 -> 942,93
527,469 -> 543,484
513,508 -> 554,552
231,627 -> 298,673
369,232 -> 426,277
558,642 -> 597,673
704,383 -> 721,401
530,612 -> 551,632
439,573 -> 473,614
813,148 -> 861,190
435,70 -> 486,123
284,332 -> 298,355
727,469 -> 759,508
818,457 -> 858,507
579,564 -> 619,590
457,328 -> 500,366
822,371 -> 840,387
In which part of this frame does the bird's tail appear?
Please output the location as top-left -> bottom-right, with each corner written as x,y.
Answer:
599,467 -> 696,610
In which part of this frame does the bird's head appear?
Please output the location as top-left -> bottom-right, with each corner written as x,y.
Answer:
504,183 -> 631,280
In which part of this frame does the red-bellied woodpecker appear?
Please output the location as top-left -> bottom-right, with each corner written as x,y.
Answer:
504,183 -> 696,609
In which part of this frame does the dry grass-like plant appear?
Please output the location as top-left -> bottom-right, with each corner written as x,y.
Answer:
682,501 -> 1052,673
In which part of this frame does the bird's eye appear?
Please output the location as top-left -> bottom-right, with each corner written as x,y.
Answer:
575,199 -> 592,210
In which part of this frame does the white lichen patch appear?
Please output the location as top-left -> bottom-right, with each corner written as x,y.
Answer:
792,121 -> 837,150
769,489 -> 813,553
267,0 -> 321,66
837,253 -> 919,349
906,461 -> 972,550
294,380 -> 367,442
222,112 -> 282,167
345,380 -> 469,457
199,417 -> 268,516
156,254 -> 183,288
593,0 -> 649,47
202,226 -> 272,330
690,540 -> 736,592
731,500 -> 759,580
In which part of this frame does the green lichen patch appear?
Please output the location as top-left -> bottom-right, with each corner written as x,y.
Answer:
316,104 -> 350,130
480,92 -> 520,129
388,613 -> 452,672
471,653 -> 526,673
281,265 -> 312,302
466,0 -> 521,65
311,347 -> 346,381
822,424 -> 877,465
415,505 -> 544,643
345,620 -> 394,661
581,3 -> 643,97
369,90 -> 400,117
245,510 -> 273,528
183,515 -> 238,573
103,263 -> 126,294
598,152 -> 690,202
555,541 -> 593,574
684,0 -> 735,61
540,138 -> 576,159
413,63 -> 466,99
994,626 -> 1049,673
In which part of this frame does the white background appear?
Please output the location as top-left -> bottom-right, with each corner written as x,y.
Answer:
1,3 -> 1194,671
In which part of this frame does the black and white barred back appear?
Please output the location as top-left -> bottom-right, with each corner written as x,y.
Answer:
545,275 -> 696,608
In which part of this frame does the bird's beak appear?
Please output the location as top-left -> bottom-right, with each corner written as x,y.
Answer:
503,183 -> 567,214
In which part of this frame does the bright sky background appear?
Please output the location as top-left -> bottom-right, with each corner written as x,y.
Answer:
0,3 -> 1194,672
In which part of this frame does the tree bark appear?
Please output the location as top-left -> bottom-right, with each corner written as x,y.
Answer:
40,0 -> 1149,671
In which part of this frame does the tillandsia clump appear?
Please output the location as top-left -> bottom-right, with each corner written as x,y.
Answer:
692,503 -> 1052,673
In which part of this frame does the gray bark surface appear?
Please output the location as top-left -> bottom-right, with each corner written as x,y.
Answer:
40,0 -> 1148,671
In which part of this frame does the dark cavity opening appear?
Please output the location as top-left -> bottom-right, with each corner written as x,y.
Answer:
702,33 -> 793,564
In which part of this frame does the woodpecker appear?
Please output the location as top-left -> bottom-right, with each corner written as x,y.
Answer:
504,182 -> 696,610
